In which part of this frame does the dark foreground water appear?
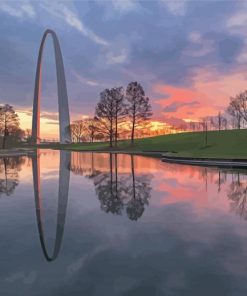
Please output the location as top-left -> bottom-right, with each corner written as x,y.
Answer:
1,150 -> 247,295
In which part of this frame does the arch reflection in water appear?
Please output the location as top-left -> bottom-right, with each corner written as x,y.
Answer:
32,150 -> 71,261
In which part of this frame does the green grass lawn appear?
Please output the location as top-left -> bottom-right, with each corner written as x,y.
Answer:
41,129 -> 247,159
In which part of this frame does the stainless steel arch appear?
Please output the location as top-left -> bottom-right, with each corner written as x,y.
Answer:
32,29 -> 71,144
32,150 -> 71,261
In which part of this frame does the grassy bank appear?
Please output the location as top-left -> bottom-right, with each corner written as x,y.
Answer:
40,129 -> 247,159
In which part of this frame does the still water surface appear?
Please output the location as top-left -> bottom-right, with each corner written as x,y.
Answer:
1,150 -> 247,295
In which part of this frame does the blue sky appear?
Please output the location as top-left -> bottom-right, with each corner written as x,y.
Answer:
1,0 -> 247,136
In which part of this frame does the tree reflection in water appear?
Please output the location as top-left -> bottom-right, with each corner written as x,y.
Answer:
70,153 -> 152,221
0,156 -> 26,196
199,168 -> 247,220
126,155 -> 151,220
94,154 -> 152,220
94,154 -> 124,215
227,173 -> 247,220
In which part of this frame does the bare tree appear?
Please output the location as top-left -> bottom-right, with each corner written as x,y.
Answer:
95,89 -> 115,147
94,132 -> 106,142
112,87 -> 126,146
126,82 -> 152,144
227,91 -> 247,128
189,121 -> 197,131
85,117 -> 98,143
227,103 -> 241,129
201,117 -> 209,146
210,112 -> 228,131
70,120 -> 84,143
222,117 -> 228,130
0,104 -> 20,148
218,112 -> 222,131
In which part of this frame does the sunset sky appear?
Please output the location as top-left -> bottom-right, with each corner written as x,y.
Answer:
1,0 -> 247,138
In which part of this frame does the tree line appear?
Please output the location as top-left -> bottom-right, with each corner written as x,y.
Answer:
0,81 -> 153,149
70,81 -> 152,147
183,90 -> 247,133
3,84 -> 247,149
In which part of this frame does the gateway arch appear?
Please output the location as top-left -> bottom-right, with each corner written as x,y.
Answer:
32,29 -> 71,144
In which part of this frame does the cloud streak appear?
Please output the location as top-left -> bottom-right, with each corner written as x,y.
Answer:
73,71 -> 101,87
0,1 -> 35,19
39,2 -> 110,46
60,5 -> 110,46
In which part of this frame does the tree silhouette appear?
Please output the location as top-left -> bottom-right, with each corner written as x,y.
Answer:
70,120 -> 85,143
85,117 -> 99,143
0,104 -> 20,148
227,90 -> 247,128
126,82 -> 152,144
111,87 -> 126,146
95,89 -> 116,147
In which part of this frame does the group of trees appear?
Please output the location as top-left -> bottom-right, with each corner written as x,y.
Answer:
196,90 -> 247,146
70,117 -> 103,143
183,112 -> 228,133
176,91 -> 247,146
200,90 -> 247,133
4,85 -> 247,149
172,90 -> 247,134
70,81 -> 152,147
201,166 -> 247,221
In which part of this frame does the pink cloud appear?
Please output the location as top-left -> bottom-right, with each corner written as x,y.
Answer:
153,66 -> 247,122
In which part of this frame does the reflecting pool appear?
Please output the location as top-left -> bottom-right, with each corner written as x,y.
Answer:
1,150 -> 247,295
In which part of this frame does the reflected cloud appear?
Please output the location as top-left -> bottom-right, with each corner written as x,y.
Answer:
3,151 -> 247,295
4,149 -> 247,267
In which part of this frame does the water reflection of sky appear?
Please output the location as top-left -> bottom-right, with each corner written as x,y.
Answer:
1,150 -> 247,295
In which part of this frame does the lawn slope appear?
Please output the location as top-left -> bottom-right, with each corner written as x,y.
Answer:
45,129 -> 247,159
